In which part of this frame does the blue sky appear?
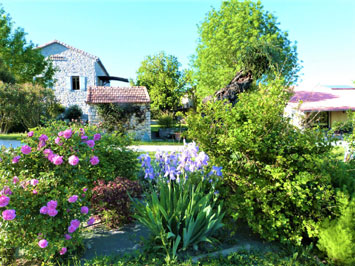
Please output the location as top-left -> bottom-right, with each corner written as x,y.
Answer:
1,0 -> 354,88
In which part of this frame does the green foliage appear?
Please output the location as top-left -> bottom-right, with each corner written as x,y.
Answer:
135,51 -> 185,113
193,0 -> 299,98
0,7 -> 55,86
91,177 -> 142,228
132,180 -> 224,259
158,112 -> 175,128
96,103 -> 145,134
0,82 -> 61,133
318,196 -> 355,265
63,105 -> 83,121
187,80 -> 337,245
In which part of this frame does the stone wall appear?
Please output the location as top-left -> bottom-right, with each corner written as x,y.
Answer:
40,43 -> 108,120
88,103 -> 151,141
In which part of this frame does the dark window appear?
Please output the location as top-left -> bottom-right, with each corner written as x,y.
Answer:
304,111 -> 329,128
72,76 -> 80,90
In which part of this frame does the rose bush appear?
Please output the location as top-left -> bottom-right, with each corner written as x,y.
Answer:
0,121 -> 138,263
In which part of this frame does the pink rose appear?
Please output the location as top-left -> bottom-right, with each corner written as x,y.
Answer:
64,234 -> 72,240
38,140 -> 46,149
38,239 -> 48,248
27,131 -> 34,137
68,155 -> 79,166
43,149 -> 53,157
68,195 -> 78,203
93,133 -> 101,141
12,156 -> 21,164
63,129 -> 73,139
55,137 -> 62,146
2,209 -> 16,220
13,176 -> 19,184
48,153 -> 55,162
39,134 -> 48,142
86,140 -> 95,148
52,155 -> 63,165
21,145 -> 32,155
47,200 -> 58,209
87,217 -> 95,226
59,247 -> 67,255
47,208 -> 58,217
1,186 -> 12,195
90,156 -> 99,166
33,189 -> 38,195
68,225 -> 77,233
40,206 -> 48,214
0,195 -> 10,207
70,219 -> 80,228
81,135 -> 88,140
81,206 -> 89,214
31,179 -> 39,186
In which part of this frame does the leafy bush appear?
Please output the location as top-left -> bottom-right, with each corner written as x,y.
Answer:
158,112 -> 175,128
91,177 -> 142,228
187,80 -> 338,245
318,196 -> 355,265
64,104 -> 83,121
0,121 -> 138,263
132,143 -> 224,260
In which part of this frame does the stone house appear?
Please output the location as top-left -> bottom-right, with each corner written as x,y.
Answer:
37,40 -> 151,140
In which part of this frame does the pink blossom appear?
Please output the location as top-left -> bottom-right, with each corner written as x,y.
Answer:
38,140 -> 46,149
12,156 -> 21,164
86,140 -> 95,148
38,239 -> 48,248
81,135 -> 88,140
87,217 -> 95,226
21,145 -> 32,155
0,195 -> 10,207
59,247 -> 67,255
31,179 -> 39,186
64,234 -> 72,240
68,155 -> 79,166
40,206 -> 48,214
47,208 -> 58,217
39,134 -> 48,141
58,131 -> 64,136
27,131 -> 34,137
55,137 -> 63,146
33,190 -> 38,195
81,206 -> 89,214
13,176 -> 19,184
48,153 -> 55,162
43,149 -> 53,156
93,133 -> 101,141
83,187 -> 88,192
47,200 -> 57,209
2,209 -> 16,220
90,156 -> 99,166
52,155 -> 63,165
68,225 -> 77,233
1,186 -> 12,195
63,129 -> 73,139
68,195 -> 78,203
70,219 -> 80,228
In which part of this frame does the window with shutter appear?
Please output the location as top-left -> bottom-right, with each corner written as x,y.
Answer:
71,76 -> 80,90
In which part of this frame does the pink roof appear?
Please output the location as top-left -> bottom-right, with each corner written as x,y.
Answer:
86,86 -> 150,104
289,85 -> 355,112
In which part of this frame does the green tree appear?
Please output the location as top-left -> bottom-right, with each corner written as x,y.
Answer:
135,52 -> 185,114
193,0 -> 299,98
0,7 -> 54,86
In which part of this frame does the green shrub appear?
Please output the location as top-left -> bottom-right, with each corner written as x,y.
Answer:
187,80 -> 338,245
64,105 -> 83,121
133,145 -> 224,259
0,121 -> 138,263
158,112 -> 175,128
318,195 -> 355,265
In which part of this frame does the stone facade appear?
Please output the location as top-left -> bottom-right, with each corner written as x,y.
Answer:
38,40 -> 151,140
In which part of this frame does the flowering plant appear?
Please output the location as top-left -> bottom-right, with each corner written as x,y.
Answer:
133,142 -> 224,259
0,121 -> 136,263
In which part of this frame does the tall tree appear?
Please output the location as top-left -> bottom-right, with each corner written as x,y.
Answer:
193,0 -> 300,98
0,7 -> 54,86
135,52 -> 185,114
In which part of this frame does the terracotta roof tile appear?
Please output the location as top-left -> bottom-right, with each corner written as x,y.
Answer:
86,86 -> 150,104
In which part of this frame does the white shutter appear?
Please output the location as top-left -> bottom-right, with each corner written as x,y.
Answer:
80,76 -> 87,91
66,76 -> 72,90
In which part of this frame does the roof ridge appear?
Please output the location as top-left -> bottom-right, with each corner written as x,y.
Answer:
37,40 -> 99,60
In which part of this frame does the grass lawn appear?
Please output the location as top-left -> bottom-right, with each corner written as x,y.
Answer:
0,133 -> 25,140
